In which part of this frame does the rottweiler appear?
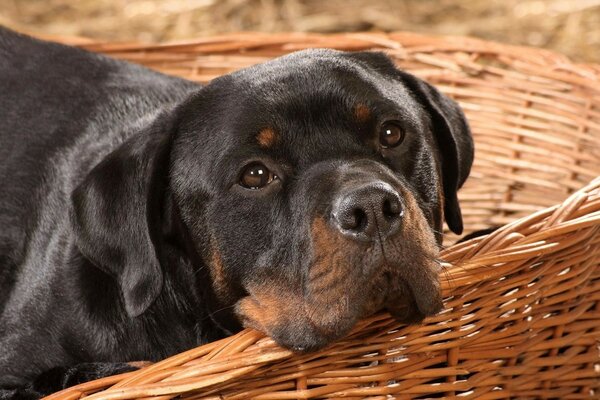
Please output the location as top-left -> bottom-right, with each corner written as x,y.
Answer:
0,27 -> 473,398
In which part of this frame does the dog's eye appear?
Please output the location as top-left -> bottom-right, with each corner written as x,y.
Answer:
379,121 -> 405,148
240,162 -> 277,189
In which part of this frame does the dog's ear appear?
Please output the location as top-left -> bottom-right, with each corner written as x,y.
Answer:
71,113 -> 176,317
400,75 -> 473,234
348,51 -> 474,234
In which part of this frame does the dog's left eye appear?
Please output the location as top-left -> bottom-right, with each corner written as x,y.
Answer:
239,162 -> 278,189
379,121 -> 405,148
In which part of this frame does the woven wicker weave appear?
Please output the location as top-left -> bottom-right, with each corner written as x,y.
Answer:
42,32 -> 600,399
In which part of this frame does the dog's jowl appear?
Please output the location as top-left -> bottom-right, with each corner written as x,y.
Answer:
0,27 -> 473,397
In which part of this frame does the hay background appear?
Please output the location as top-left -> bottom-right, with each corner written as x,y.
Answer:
2,0 -> 600,63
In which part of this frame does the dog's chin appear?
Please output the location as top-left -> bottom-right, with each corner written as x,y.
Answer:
360,265 -> 444,324
235,256 -> 443,353
385,277 -> 444,323
236,282 -> 442,353
236,301 -> 356,353
385,292 -> 436,325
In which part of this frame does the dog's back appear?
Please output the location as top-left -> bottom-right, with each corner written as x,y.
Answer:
0,27 -> 196,331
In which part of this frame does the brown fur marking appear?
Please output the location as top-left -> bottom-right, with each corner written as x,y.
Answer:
237,218 -> 358,338
257,127 -> 277,148
209,238 -> 230,299
235,186 -> 442,341
307,217 -> 358,334
237,292 -> 283,333
354,103 -> 371,123
127,361 -> 152,368
309,217 -> 349,295
399,186 -> 439,253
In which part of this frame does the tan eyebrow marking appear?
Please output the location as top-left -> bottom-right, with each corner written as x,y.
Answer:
256,127 -> 277,148
354,103 -> 371,123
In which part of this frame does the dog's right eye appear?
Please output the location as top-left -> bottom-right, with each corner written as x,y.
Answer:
239,162 -> 277,189
379,121 -> 405,149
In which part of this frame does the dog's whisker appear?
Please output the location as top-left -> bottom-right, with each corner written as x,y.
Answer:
431,229 -> 455,239
439,264 -> 454,289
192,266 -> 206,277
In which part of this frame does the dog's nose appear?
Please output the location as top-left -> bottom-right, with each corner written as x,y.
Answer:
332,182 -> 403,241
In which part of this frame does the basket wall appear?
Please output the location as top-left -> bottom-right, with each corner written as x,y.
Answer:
41,32 -> 600,399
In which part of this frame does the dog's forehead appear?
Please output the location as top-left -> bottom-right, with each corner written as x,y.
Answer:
188,50 -> 430,174
221,49 -> 425,131
230,49 -> 364,86
226,49 -> 410,102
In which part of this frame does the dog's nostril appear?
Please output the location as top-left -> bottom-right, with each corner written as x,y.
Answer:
333,181 -> 403,241
383,197 -> 402,220
352,208 -> 368,231
337,207 -> 368,231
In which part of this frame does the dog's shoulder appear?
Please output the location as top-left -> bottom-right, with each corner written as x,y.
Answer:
0,26 -> 199,186
0,27 -> 199,319
0,27 -> 197,120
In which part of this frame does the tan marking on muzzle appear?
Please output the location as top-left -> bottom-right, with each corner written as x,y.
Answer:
386,186 -> 443,316
306,217 -> 364,335
400,186 -> 440,253
236,218 -> 361,339
309,217 -> 352,298
238,281 -> 355,342
257,127 -> 277,148
237,289 -> 286,333
236,187 -> 442,347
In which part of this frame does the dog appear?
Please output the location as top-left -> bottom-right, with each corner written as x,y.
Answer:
0,27 -> 473,398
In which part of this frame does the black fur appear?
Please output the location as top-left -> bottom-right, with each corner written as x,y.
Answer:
2,363 -> 137,399
0,27 -> 473,397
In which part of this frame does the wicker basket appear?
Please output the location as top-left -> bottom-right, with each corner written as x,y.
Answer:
42,32 -> 600,400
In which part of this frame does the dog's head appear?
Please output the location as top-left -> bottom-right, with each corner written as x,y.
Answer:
71,50 -> 473,352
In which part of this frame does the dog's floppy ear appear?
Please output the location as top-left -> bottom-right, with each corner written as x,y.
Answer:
400,75 -> 473,234
346,51 -> 473,234
71,114 -> 176,317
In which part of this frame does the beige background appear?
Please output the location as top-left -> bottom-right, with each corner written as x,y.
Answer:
2,0 -> 599,62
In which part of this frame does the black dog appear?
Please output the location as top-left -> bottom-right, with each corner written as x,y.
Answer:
0,27 -> 473,398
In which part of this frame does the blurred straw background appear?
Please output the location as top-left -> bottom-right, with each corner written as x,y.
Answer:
1,0 -> 600,62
